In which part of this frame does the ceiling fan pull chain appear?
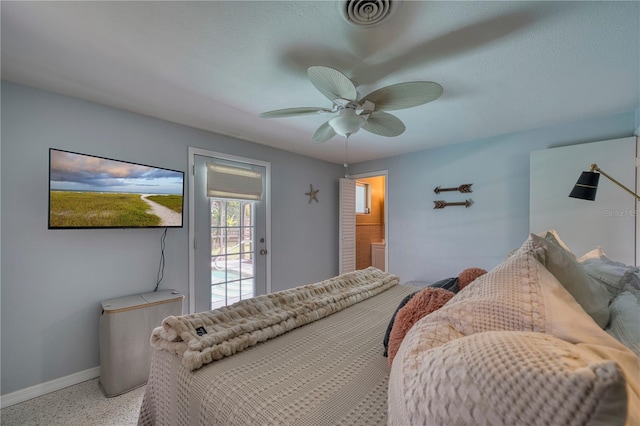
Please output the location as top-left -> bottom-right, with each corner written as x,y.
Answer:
344,136 -> 350,178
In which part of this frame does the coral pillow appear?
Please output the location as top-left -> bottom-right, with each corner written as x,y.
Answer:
387,287 -> 454,366
382,291 -> 417,357
457,267 -> 487,291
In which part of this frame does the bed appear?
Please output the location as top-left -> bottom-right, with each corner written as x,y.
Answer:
138,231 -> 640,426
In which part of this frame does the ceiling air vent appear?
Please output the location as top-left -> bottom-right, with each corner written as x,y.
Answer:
340,0 -> 399,28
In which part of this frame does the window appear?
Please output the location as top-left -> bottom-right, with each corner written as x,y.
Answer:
355,182 -> 370,214
210,199 -> 255,309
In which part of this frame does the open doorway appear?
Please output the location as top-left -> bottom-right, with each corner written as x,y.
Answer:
352,173 -> 387,271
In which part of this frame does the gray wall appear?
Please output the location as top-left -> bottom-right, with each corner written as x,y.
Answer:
1,80 -> 637,396
349,112 -> 637,282
0,82 -> 342,395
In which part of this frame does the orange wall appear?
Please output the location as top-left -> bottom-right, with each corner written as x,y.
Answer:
356,176 -> 385,269
356,176 -> 385,224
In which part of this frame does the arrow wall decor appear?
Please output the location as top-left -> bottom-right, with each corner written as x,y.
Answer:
433,199 -> 474,209
434,183 -> 473,194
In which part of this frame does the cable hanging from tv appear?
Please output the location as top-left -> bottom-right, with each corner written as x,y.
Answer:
154,227 -> 168,292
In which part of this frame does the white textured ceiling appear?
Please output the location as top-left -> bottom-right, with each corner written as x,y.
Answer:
2,1 -> 639,164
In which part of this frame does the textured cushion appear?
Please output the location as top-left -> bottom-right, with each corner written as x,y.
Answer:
382,291 -> 417,357
457,267 -> 487,291
382,277 -> 458,357
389,243 -> 640,426
579,247 -> 640,297
527,233 -> 611,328
386,287 -> 454,366
607,289 -> 640,358
389,331 -> 629,426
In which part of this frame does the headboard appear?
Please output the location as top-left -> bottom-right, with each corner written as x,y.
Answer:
530,136 -> 638,266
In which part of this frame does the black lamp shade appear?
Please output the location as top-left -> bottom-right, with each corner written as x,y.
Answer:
569,171 -> 600,201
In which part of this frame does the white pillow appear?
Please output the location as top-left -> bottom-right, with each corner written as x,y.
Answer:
579,247 -> 640,297
528,234 -> 611,328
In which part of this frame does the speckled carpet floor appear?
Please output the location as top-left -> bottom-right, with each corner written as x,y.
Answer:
1,378 -> 145,426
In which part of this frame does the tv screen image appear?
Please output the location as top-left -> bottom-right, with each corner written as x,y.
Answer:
49,149 -> 185,229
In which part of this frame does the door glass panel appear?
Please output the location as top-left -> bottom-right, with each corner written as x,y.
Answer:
210,199 -> 255,309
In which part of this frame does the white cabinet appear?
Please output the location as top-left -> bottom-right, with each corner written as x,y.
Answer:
371,242 -> 386,271
99,289 -> 184,397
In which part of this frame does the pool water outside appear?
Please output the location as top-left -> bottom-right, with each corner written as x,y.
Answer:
211,269 -> 240,283
211,269 -> 254,309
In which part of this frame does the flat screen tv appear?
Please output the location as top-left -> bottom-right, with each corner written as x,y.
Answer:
49,148 -> 185,229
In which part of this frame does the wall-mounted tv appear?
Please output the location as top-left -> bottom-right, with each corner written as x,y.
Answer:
49,148 -> 185,229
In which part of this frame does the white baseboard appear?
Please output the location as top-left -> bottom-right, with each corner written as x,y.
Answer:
0,366 -> 101,409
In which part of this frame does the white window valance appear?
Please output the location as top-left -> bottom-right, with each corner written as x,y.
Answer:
206,162 -> 263,201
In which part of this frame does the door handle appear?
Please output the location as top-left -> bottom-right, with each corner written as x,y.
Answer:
260,249 -> 268,255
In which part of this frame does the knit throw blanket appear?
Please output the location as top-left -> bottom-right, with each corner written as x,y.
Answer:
151,267 -> 399,371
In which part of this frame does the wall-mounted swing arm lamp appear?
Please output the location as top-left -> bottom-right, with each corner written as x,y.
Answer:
569,163 -> 640,201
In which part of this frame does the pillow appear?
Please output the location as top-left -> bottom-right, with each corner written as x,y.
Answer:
606,288 -> 640,358
388,331 -> 629,426
386,287 -> 454,366
626,270 -> 640,290
527,233 -> 611,328
426,277 -> 458,293
382,291 -> 417,357
383,279 -> 459,356
457,267 -> 487,291
579,247 -> 640,297
543,229 -> 578,260
389,244 -> 639,426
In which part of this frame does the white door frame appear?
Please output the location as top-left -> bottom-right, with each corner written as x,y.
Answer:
188,147 -> 271,314
350,170 -> 389,271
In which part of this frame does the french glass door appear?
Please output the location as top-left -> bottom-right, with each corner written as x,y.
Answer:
191,151 -> 269,313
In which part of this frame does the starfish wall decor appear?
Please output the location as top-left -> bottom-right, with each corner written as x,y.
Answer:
305,184 -> 319,204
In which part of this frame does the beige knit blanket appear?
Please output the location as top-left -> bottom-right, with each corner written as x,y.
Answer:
150,267 -> 399,370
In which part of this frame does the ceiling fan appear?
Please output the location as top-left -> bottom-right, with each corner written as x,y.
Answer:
260,66 -> 443,143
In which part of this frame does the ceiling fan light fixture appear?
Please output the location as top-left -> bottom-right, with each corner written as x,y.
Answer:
260,65 -> 441,143
329,109 -> 366,137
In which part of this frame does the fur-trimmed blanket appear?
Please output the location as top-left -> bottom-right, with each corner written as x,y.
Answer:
150,267 -> 399,370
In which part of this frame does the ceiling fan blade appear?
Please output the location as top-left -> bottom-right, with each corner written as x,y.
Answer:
308,66 -> 357,103
361,111 -> 406,137
312,121 -> 337,144
259,107 -> 333,118
361,82 -> 443,111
